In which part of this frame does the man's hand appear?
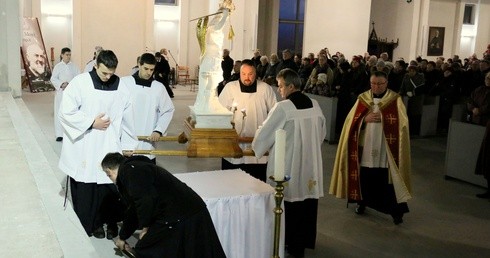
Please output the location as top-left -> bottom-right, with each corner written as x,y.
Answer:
92,113 -> 110,130
472,107 -> 480,116
115,237 -> 127,250
139,227 -> 148,240
122,150 -> 134,157
365,112 -> 382,123
148,132 -> 161,142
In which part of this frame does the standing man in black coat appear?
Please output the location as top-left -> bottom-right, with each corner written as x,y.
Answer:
221,49 -> 234,82
217,49 -> 234,95
154,52 -> 174,98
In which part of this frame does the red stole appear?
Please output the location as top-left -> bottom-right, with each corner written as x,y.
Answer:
347,98 -> 400,202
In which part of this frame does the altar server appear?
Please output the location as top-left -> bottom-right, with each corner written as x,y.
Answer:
59,50 -> 138,239
121,53 -> 175,163
330,71 -> 412,225
252,68 -> 326,258
219,59 -> 277,182
50,47 -> 80,142
101,153 -> 226,258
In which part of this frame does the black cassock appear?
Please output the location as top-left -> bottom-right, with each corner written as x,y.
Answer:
117,156 -> 226,258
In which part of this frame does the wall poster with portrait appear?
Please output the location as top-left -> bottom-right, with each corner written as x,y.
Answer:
427,26 -> 445,56
20,17 -> 54,93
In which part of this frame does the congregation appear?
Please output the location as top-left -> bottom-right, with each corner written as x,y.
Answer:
227,46 -> 490,137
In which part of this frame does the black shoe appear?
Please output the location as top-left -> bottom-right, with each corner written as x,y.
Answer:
355,205 -> 365,215
92,227 -> 105,239
287,246 -> 305,258
106,224 -> 118,240
56,137 -> 63,142
391,212 -> 403,225
476,192 -> 490,198
392,216 -> 404,225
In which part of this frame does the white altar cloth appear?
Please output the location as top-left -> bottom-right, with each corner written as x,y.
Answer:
175,169 -> 284,258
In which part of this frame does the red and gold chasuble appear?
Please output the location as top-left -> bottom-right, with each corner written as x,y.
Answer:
347,97 -> 400,202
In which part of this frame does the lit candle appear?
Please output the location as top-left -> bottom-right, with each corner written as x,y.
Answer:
274,129 -> 286,181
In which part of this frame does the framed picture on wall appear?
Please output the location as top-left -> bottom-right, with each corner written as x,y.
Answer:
155,0 -> 177,5
427,26 -> 445,56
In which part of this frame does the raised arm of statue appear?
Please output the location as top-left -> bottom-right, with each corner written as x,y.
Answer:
214,8 -> 229,31
196,17 -> 209,58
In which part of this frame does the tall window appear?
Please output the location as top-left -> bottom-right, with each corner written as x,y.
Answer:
463,4 -> 475,25
278,0 -> 305,55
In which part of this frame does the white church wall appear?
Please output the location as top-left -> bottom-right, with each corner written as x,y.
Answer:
40,0 -> 72,69
303,0 -> 372,60
428,0 -> 459,59
474,0 -> 490,58
0,0 -> 22,96
71,0 -> 153,76
370,0 -> 418,61
154,4 -> 180,69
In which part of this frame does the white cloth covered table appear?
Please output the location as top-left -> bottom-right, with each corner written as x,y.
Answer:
174,169 -> 284,258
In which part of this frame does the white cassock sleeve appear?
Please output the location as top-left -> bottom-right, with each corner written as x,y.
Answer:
50,63 -> 64,90
252,103 -> 286,158
154,90 -> 175,135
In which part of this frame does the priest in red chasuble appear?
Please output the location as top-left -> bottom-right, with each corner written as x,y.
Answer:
329,71 -> 412,225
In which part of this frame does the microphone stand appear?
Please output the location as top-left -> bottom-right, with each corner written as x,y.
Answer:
167,50 -> 178,85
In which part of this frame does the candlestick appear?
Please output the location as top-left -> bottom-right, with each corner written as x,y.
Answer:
269,175 -> 290,258
274,129 -> 286,181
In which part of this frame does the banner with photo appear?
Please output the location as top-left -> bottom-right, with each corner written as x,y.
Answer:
20,17 -> 55,93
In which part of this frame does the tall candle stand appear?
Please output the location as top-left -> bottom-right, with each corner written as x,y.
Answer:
270,175 -> 289,258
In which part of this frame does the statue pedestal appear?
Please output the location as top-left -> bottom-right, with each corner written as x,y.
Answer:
189,106 -> 233,129
184,117 -> 243,158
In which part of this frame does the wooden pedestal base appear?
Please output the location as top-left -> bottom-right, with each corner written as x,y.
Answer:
184,118 -> 243,158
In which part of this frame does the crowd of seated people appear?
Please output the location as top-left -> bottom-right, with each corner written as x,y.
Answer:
235,46 -> 490,137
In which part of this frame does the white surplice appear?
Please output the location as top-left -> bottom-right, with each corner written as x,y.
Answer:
121,76 -> 175,160
252,99 -> 326,202
218,80 -> 277,164
58,73 -> 138,184
50,61 -> 80,137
